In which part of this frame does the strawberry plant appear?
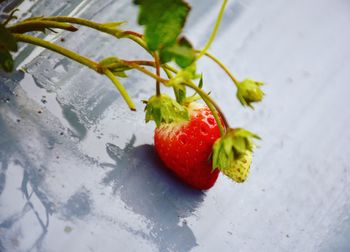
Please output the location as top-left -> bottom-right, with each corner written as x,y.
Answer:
0,0 -> 264,189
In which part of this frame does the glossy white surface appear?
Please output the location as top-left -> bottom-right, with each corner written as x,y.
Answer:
1,0 -> 350,251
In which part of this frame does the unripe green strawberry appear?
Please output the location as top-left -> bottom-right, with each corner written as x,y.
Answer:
215,150 -> 252,183
212,128 -> 259,183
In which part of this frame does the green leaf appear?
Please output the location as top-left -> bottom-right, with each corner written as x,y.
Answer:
0,23 -> 18,52
134,0 -> 190,51
212,128 -> 260,183
0,49 -> 14,72
145,94 -> 189,127
160,37 -> 196,68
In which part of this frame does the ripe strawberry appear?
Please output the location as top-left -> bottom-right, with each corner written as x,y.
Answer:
154,103 -> 223,190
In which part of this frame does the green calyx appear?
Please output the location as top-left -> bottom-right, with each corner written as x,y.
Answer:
134,0 -> 196,68
144,94 -> 189,127
167,64 -> 201,104
236,79 -> 264,109
212,128 -> 261,183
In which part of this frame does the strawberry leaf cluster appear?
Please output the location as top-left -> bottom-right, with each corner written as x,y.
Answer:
1,0 -> 266,188
134,0 -> 196,68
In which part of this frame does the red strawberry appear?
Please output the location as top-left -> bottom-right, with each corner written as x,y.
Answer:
154,103 -> 224,190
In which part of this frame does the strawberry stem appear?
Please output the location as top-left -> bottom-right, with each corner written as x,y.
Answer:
122,61 -> 170,84
104,69 -> 136,111
13,33 -> 100,72
3,8 -> 19,27
13,33 -> 136,111
123,60 -> 155,67
123,30 -> 143,38
154,52 -> 161,96
8,20 -> 78,33
182,82 -> 226,136
200,51 -> 239,87
162,66 -> 182,102
122,60 -> 228,134
197,0 -> 228,59
24,16 -> 124,37
32,16 -> 150,52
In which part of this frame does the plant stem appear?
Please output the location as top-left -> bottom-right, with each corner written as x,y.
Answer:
154,52 -> 161,96
200,51 -> 239,86
104,69 -> 136,111
38,17 -> 149,50
8,20 -> 78,33
122,60 -> 227,136
14,33 -> 136,111
197,0 -> 228,59
3,8 -> 19,27
123,30 -> 143,38
37,16 -> 124,37
37,16 -> 151,54
162,66 -> 174,79
162,64 -> 178,74
182,82 -> 227,136
122,61 -> 170,85
123,60 -> 155,67
13,33 -> 100,72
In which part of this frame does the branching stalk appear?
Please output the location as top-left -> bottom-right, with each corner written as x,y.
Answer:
200,51 -> 239,86
154,52 -> 161,96
13,34 -> 136,110
122,60 -> 227,136
182,82 -> 227,136
197,0 -> 228,59
104,69 -> 136,111
13,33 -> 99,72
8,21 -> 78,33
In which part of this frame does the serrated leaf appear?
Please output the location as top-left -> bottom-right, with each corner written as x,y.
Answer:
0,49 -> 14,72
134,0 -> 190,51
145,94 -> 189,127
160,37 -> 196,68
0,23 -> 18,52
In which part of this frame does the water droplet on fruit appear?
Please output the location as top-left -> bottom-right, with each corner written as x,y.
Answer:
179,134 -> 188,145
200,124 -> 208,135
207,117 -> 215,126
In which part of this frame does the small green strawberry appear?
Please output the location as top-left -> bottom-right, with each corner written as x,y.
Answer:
212,128 -> 260,183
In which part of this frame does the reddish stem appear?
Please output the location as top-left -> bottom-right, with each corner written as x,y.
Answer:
123,30 -> 143,38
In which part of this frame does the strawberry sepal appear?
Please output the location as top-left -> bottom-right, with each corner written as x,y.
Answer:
145,94 -> 189,127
